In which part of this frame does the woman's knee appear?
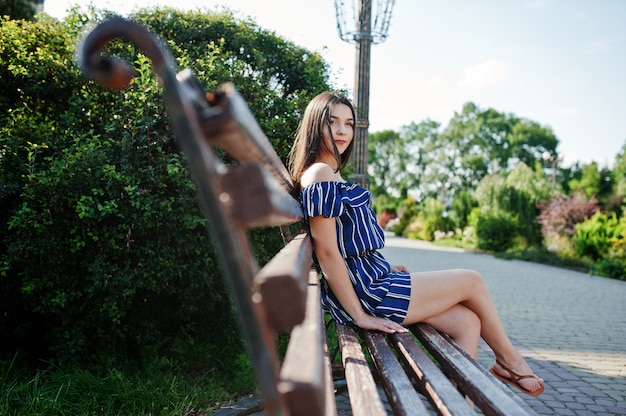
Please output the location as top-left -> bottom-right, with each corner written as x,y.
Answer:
426,305 -> 481,339
449,305 -> 481,336
459,269 -> 487,294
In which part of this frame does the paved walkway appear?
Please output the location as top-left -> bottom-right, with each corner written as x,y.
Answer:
215,235 -> 626,415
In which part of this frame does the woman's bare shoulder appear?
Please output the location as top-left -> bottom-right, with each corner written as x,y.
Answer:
300,163 -> 336,188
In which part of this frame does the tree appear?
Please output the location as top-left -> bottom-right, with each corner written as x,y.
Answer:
614,142 -> 626,197
0,7 -> 332,363
473,162 -> 555,247
368,102 -> 561,215
368,120 -> 440,201
508,119 -> 559,168
438,103 -> 559,194
0,0 -> 42,20
450,189 -> 475,229
501,162 -> 555,245
438,103 -> 510,191
368,129 -> 402,198
568,162 -> 613,204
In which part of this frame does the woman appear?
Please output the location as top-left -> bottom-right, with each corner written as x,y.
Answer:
288,91 -> 544,396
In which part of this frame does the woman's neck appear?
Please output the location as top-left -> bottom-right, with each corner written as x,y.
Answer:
317,154 -> 339,171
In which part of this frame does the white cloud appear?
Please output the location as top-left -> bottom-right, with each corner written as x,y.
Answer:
458,59 -> 511,90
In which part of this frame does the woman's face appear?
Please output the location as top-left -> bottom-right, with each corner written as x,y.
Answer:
322,103 -> 354,158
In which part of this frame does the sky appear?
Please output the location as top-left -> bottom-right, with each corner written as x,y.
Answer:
43,0 -> 626,168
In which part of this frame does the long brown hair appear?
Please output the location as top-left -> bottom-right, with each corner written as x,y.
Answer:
288,92 -> 356,187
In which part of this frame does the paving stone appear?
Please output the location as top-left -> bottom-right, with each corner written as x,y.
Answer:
545,400 -> 566,409
585,404 -> 608,413
565,401 -> 586,410
596,398 -> 616,407
573,411 -> 599,416
556,395 -> 576,403
575,396 -> 595,404
553,408 -> 576,416
556,388 -> 580,394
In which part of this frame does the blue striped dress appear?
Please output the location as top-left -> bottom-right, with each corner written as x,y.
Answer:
300,181 -> 412,325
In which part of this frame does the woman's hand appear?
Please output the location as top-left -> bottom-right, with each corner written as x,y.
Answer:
355,314 -> 409,334
391,264 -> 410,273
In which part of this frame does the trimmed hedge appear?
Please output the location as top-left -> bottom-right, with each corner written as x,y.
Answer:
0,8 -> 331,363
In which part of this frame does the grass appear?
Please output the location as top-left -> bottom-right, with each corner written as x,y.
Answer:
1,346 -> 257,416
494,246 -> 590,273
431,237 -> 594,274
431,238 -> 476,250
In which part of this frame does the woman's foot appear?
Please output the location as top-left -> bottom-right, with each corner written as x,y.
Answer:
490,360 -> 544,396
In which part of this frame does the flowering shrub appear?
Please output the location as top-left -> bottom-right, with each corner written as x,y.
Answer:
536,191 -> 601,255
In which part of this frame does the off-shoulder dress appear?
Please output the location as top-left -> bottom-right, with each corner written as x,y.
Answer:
299,181 -> 412,325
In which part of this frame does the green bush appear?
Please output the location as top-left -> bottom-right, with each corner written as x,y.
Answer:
475,213 -> 517,252
573,212 -> 625,261
603,230 -> 626,280
473,164 -> 554,249
450,189 -> 475,229
593,258 -> 625,280
396,197 -> 454,241
392,197 -> 418,236
417,198 -> 452,241
0,7 -> 330,364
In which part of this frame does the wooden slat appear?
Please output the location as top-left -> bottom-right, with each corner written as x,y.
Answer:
322,308 -> 338,416
278,270 -> 330,416
199,83 -> 295,193
335,324 -> 387,416
219,161 -> 303,229
254,233 -> 312,332
391,332 -> 474,416
361,331 -> 430,416
433,329 -> 536,414
411,324 -> 536,416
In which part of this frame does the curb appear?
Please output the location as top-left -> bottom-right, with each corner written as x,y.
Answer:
209,396 -> 262,416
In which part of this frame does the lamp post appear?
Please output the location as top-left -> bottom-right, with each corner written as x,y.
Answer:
334,0 -> 395,187
542,151 -> 558,185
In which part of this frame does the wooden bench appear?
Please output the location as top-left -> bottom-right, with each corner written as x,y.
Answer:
79,18 -> 537,416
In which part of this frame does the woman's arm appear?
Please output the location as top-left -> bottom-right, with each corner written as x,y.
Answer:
308,214 -> 367,323
309,215 -> 407,333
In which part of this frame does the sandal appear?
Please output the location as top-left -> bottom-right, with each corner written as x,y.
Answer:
490,360 -> 545,397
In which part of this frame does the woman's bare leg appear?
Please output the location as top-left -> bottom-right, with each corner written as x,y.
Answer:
401,268 -> 543,393
423,304 -> 481,359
